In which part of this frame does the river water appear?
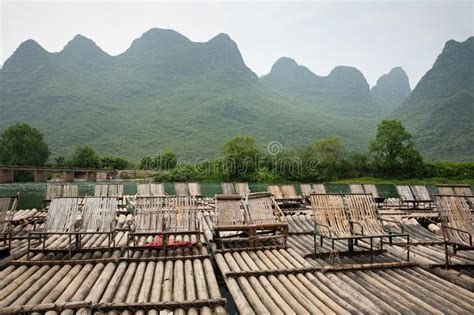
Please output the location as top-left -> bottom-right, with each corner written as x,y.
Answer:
0,181 -> 445,210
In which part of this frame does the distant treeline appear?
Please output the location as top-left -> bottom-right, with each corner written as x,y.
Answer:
1,120 -> 473,182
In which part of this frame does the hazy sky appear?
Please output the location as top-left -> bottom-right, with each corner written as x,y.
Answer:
1,1 -> 473,87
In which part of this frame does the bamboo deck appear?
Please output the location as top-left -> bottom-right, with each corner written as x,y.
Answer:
1,196 -> 473,314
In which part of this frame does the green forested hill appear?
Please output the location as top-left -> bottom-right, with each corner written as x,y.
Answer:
0,28 -> 470,161
392,37 -> 474,161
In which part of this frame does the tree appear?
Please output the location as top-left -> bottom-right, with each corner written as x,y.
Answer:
298,136 -> 345,181
100,156 -> 133,170
369,120 -> 424,177
68,145 -> 100,168
139,156 -> 156,170
158,151 -> 177,170
55,156 -> 66,167
0,123 -> 50,166
221,136 -> 259,178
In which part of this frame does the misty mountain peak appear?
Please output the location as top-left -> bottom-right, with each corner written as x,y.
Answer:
61,34 -> 108,56
371,66 -> 411,106
1,39 -> 50,73
263,57 -> 320,85
123,28 -> 192,57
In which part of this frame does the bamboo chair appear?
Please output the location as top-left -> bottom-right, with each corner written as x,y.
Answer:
28,197 -> 82,257
435,195 -> 473,267
312,183 -> 326,194
188,182 -> 202,198
163,196 -> 202,250
245,192 -> 288,246
300,184 -> 313,204
280,184 -> 301,207
214,194 -> 252,247
43,184 -> 79,207
344,193 -> 410,260
397,185 -> 433,210
349,184 -> 365,194
267,185 -> 283,200
174,182 -> 190,196
310,193 -> 390,262
438,184 -> 473,208
128,196 -> 167,253
0,193 -> 19,249
411,185 -> 433,207
221,183 -> 236,195
396,185 -> 417,209
363,184 -> 380,198
137,182 -> 166,196
235,182 -> 250,197
94,184 -> 123,197
79,197 -> 118,250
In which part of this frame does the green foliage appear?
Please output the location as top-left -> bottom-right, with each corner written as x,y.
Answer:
424,160 -> 474,180
68,145 -> 100,168
139,156 -> 155,170
55,156 -> 66,167
221,136 -> 259,179
155,163 -> 198,182
369,120 -> 424,178
157,151 -> 177,170
0,123 -> 50,166
392,37 -> 474,161
100,156 -> 134,170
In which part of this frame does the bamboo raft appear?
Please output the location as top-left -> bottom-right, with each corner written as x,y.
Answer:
1,183 -> 473,314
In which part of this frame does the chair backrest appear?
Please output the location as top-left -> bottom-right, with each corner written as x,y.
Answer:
44,198 -> 81,233
363,184 -> 379,198
411,185 -> 432,201
437,185 -> 455,195
45,184 -> 63,201
396,185 -> 415,202
280,185 -> 298,199
63,185 -> 79,197
137,183 -> 151,196
344,194 -> 384,235
107,184 -> 123,197
435,195 -> 473,246
174,183 -> 190,196
310,194 -> 351,237
188,182 -> 202,197
94,184 -> 107,197
137,183 -> 166,196
300,184 -> 313,197
81,197 -> 118,232
94,184 -> 123,197
235,182 -> 250,197
221,183 -> 236,195
134,196 -> 167,232
453,186 -> 472,196
0,194 -> 19,233
349,184 -> 365,194
312,184 -> 326,194
165,196 -> 198,232
267,185 -> 283,200
215,194 -> 246,227
246,192 -> 283,225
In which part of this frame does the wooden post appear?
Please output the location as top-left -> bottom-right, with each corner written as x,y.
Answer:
34,170 -> 47,183
0,169 -> 14,183
87,172 -> 97,182
63,171 -> 74,182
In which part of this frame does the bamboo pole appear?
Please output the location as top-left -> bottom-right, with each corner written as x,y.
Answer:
214,254 -> 255,315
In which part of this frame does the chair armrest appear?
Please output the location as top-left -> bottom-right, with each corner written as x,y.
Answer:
349,220 -> 364,235
314,222 -> 332,238
380,218 -> 405,233
443,226 -> 473,246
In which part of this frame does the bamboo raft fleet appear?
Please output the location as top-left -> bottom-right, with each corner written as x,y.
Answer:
0,182 -> 472,314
